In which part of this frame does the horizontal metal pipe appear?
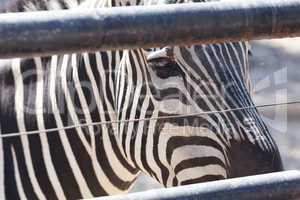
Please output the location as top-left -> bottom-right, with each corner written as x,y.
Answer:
0,0 -> 300,58
93,171 -> 300,200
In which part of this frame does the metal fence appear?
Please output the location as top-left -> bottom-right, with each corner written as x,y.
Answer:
1,0 -> 300,199
0,0 -> 300,58
94,171 -> 300,200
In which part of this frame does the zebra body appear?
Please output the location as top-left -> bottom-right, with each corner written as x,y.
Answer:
0,53 -> 142,199
0,0 -> 283,199
0,1 -> 142,198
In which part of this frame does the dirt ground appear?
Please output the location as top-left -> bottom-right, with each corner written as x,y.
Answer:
131,38 -> 300,192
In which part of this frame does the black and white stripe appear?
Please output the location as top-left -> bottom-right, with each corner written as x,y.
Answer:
0,0 -> 283,199
0,0 -> 141,198
0,53 -> 140,199
117,39 -> 283,186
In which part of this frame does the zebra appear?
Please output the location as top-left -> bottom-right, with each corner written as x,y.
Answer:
0,0 -> 144,199
0,0 -> 283,199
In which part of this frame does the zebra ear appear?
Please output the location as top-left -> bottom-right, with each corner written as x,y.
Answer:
147,47 -> 174,61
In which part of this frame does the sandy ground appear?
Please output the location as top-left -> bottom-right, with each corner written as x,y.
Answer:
130,38 -> 300,192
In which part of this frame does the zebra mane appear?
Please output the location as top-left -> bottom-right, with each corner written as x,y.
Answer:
0,0 -> 83,12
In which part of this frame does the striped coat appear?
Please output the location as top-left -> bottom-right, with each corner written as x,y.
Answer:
0,0 -> 283,199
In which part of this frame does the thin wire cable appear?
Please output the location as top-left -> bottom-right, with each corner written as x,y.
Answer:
1,100 -> 299,138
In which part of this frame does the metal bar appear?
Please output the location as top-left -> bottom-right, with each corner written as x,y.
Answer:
93,171 -> 300,200
0,0 -> 300,58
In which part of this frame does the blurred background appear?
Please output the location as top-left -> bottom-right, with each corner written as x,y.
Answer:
251,38 -> 300,170
0,0 -> 299,193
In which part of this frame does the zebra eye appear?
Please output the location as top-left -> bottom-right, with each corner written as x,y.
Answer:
148,57 -> 173,67
148,57 -> 181,78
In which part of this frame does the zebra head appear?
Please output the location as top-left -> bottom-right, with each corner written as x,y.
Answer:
118,9 -> 283,188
